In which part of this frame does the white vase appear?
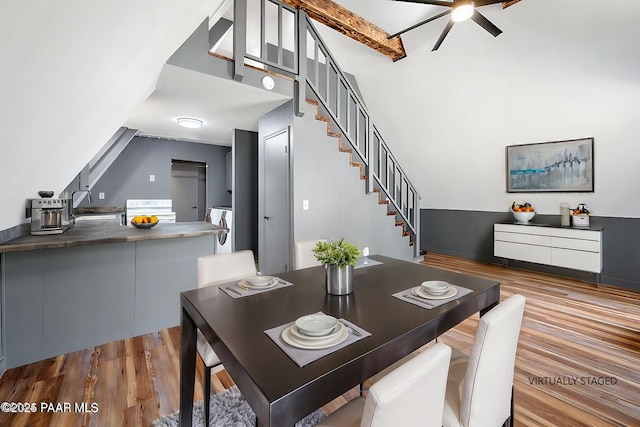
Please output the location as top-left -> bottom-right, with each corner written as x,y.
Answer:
325,264 -> 354,295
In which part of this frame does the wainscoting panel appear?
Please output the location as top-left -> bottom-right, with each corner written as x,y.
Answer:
420,209 -> 640,291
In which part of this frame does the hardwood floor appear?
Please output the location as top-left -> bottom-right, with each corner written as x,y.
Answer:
0,253 -> 638,426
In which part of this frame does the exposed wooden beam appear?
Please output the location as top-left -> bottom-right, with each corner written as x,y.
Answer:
502,0 -> 522,8
279,0 -> 407,62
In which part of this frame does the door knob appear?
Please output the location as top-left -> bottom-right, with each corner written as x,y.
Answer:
192,206 -> 198,209
264,216 -> 271,220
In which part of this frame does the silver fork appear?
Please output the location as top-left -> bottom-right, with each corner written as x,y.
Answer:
225,286 -> 242,296
403,293 -> 435,307
342,322 -> 362,336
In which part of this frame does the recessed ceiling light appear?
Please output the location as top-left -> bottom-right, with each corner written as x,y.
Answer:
177,117 -> 203,129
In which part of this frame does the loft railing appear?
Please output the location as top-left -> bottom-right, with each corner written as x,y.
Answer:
233,1 -> 420,254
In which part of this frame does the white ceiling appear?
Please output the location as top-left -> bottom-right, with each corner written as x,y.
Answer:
124,63 -> 290,145
120,0 -> 496,146
120,0 -> 640,147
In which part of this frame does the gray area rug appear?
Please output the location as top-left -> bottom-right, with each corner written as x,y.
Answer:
152,386 -> 326,427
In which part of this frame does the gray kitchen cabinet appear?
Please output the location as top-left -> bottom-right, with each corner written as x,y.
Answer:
134,235 -> 210,335
4,250 -> 45,367
2,234 -> 215,369
42,243 -> 136,359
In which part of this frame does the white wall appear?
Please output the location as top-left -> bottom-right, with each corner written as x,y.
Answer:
316,0 -> 640,218
0,0 -> 220,231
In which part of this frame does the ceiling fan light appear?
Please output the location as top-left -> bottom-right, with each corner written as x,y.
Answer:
177,117 -> 203,129
451,2 -> 475,22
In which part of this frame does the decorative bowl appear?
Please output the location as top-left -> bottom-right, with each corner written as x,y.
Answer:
511,209 -> 535,223
421,280 -> 450,295
131,219 -> 158,229
295,314 -> 338,337
246,275 -> 274,287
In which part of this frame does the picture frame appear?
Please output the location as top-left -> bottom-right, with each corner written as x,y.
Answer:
506,137 -> 594,193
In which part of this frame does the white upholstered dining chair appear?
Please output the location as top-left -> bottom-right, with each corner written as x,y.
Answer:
293,239 -> 326,270
316,342 -> 452,427
196,250 -> 257,427
442,293 -> 526,427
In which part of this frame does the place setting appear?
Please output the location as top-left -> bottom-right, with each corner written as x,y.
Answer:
264,312 -> 370,367
393,280 -> 473,309
220,274 -> 293,298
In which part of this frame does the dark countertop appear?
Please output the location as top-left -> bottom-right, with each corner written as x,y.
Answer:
0,221 -> 228,253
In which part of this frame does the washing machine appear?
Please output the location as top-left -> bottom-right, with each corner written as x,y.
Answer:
209,207 -> 233,254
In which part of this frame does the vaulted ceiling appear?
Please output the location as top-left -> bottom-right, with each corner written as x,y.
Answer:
124,0 -> 529,145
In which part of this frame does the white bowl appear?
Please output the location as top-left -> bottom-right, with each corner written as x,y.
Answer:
512,210 -> 535,223
246,275 -> 274,287
295,314 -> 338,337
421,280 -> 450,295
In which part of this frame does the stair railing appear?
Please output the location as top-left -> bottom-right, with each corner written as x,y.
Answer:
233,1 -> 420,255
301,15 -> 420,253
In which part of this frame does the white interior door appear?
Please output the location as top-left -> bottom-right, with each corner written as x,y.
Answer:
262,129 -> 290,274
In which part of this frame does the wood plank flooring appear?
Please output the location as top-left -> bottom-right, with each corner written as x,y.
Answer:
0,253 -> 638,426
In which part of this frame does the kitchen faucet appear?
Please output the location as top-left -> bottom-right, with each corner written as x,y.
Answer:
71,189 -> 93,220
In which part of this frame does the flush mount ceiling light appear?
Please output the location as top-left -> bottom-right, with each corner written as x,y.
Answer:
177,117 -> 203,129
451,1 -> 475,22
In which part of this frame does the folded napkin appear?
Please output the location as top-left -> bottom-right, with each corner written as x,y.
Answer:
220,278 -> 293,299
264,316 -> 370,367
393,284 -> 473,309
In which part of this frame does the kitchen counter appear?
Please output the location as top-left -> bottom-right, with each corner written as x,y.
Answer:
1,220 -> 228,370
0,220 -> 228,253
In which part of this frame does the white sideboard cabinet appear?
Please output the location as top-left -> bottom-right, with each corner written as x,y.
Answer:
494,223 -> 602,273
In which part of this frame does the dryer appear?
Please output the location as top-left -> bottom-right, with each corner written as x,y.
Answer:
209,207 -> 233,254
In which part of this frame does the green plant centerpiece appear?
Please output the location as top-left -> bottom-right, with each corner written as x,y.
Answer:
313,238 -> 360,295
313,238 -> 360,268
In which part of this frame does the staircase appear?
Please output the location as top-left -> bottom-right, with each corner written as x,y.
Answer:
305,98 -> 414,247
227,0 -> 421,255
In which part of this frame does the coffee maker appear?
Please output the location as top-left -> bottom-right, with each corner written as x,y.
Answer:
26,197 -> 73,235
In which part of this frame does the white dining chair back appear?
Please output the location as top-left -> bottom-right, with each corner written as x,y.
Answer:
443,294 -> 526,427
197,250 -> 257,288
293,239 -> 326,270
196,250 -> 257,427
317,342 -> 452,427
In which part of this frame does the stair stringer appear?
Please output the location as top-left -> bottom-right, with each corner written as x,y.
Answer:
304,98 -> 414,246
291,101 -> 414,262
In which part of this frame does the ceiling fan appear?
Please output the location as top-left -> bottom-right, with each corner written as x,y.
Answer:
388,0 -> 506,51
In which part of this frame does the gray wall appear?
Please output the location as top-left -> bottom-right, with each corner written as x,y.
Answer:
421,209 -> 640,291
232,129 -> 258,254
292,103 -> 414,261
79,136 -> 231,211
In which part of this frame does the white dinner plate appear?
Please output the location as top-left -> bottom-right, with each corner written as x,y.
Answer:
412,285 -> 458,300
281,323 -> 349,349
237,278 -> 279,290
290,323 -> 342,341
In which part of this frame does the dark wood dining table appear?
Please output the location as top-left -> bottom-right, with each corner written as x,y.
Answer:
179,255 -> 500,427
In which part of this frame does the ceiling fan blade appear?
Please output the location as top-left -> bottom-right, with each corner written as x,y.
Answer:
470,10 -> 502,37
392,0 -> 454,7
388,10 -> 452,39
475,0 -> 508,6
432,19 -> 455,51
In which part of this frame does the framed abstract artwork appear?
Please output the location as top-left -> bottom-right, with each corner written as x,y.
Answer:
506,137 -> 594,193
